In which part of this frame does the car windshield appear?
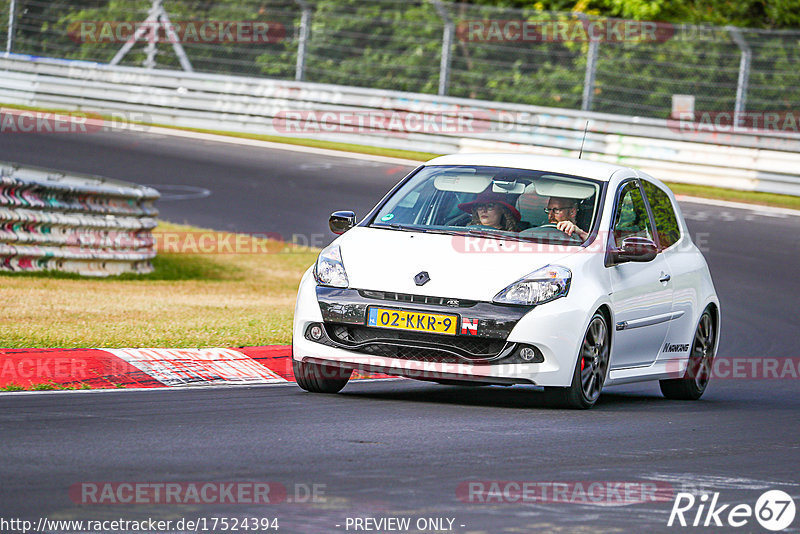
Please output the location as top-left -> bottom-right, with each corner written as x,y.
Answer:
370,165 -> 603,245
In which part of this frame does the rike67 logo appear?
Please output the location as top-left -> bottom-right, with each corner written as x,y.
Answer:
668,490 -> 796,531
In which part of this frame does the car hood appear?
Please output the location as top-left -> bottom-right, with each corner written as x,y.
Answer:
335,227 -> 582,301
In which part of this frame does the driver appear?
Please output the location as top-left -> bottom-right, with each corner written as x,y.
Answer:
458,190 -> 521,232
546,196 -> 588,240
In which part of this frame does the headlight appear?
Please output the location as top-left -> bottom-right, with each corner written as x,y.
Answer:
314,244 -> 349,288
493,265 -> 571,306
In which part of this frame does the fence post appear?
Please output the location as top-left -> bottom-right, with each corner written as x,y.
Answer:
432,0 -> 453,96
6,0 -> 16,55
294,0 -> 312,81
143,1 -> 159,69
728,26 -> 751,115
581,17 -> 599,112
111,0 -> 193,72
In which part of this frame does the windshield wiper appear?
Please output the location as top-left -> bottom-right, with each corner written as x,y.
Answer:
467,228 -> 500,236
465,229 -> 533,242
377,224 -> 538,243
421,228 -> 467,236
384,223 -> 427,232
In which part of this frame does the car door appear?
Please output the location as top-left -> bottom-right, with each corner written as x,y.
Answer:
640,179 -> 697,360
607,179 -> 673,369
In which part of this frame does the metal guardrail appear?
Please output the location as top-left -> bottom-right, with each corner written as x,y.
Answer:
2,54 -> 800,196
4,0 -> 800,120
0,161 -> 159,276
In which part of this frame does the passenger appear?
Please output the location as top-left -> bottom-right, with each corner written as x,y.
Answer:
458,190 -> 521,232
545,196 -> 588,240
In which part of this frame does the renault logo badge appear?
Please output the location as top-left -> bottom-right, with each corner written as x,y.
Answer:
414,271 -> 430,286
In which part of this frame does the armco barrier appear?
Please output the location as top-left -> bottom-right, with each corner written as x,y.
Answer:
2,54 -> 800,196
0,162 -> 159,276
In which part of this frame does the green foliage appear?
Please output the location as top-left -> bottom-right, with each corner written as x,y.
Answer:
466,0 -> 800,27
5,0 -> 799,119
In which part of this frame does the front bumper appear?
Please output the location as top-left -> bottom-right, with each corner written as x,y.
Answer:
292,269 -> 587,387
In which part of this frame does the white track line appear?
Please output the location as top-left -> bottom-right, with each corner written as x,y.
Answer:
144,125 -> 422,166
675,194 -> 800,217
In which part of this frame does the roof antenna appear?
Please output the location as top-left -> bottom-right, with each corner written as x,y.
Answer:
578,121 -> 590,159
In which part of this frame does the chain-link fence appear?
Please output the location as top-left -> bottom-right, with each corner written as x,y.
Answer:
2,0 -> 799,119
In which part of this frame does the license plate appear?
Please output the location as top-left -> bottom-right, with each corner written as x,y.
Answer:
367,307 -> 458,335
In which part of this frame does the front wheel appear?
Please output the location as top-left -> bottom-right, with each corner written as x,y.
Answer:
543,311 -> 610,409
293,359 -> 352,393
659,309 -> 715,400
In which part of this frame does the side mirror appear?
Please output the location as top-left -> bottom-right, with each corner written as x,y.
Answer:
610,236 -> 658,264
329,210 -> 356,235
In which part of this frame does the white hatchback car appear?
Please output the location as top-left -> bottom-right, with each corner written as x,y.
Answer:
292,154 -> 720,408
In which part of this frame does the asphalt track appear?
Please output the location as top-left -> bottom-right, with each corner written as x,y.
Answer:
1,129 -> 799,533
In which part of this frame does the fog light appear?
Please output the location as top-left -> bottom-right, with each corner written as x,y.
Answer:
514,345 -> 544,363
309,325 -> 323,340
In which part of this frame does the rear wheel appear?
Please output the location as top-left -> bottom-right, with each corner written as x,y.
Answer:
292,359 -> 352,393
660,310 -> 715,400
543,311 -> 610,409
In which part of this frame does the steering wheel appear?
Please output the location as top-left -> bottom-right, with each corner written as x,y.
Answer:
521,223 -> 583,242
444,212 -> 471,226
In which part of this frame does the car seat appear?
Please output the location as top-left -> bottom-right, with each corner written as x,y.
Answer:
515,184 -> 548,229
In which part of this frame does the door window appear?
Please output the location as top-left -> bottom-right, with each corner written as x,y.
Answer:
612,181 -> 654,247
642,181 -> 681,249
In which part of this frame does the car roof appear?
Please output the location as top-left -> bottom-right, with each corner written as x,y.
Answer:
424,153 -> 630,182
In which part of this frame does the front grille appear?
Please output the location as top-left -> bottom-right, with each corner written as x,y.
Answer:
358,290 -> 477,308
325,324 -> 512,364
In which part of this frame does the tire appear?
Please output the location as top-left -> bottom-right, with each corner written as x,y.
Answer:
292,359 -> 352,394
660,309 -> 715,400
543,311 -> 610,409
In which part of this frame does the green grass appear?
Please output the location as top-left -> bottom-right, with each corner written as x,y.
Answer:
0,382 -> 92,392
665,182 -> 800,211
0,221 -> 316,348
